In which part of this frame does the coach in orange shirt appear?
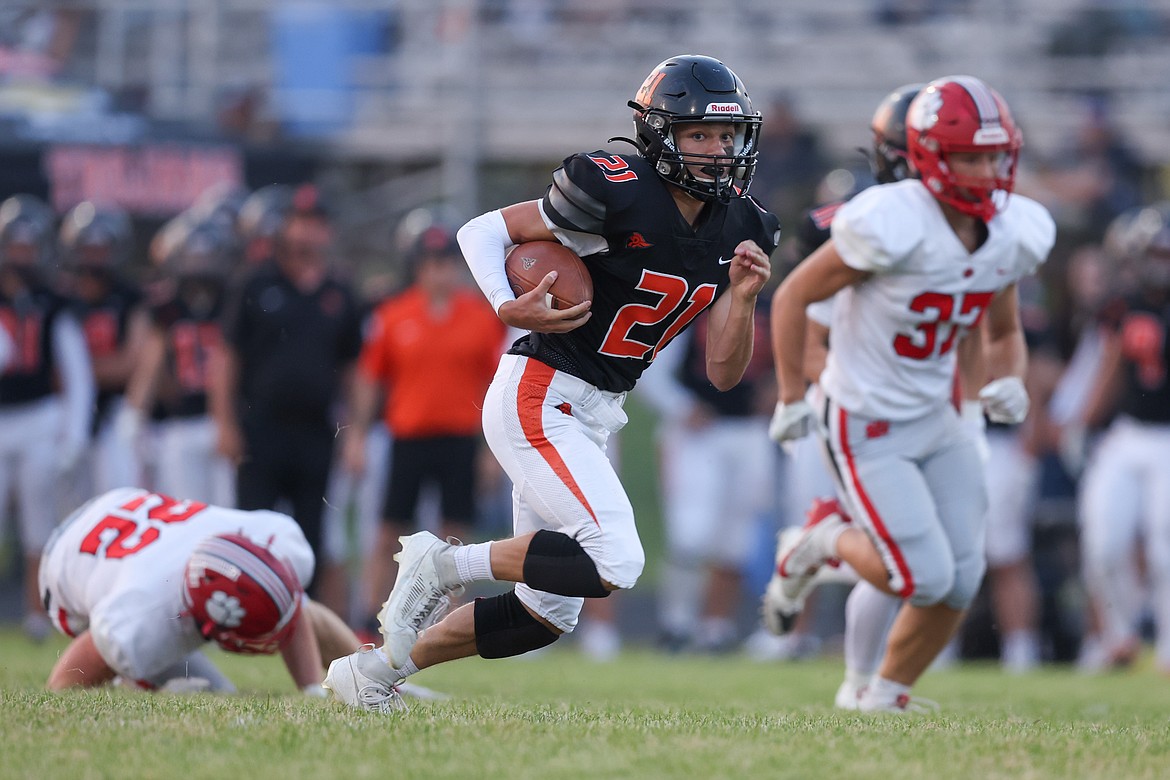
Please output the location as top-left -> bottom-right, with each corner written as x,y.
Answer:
342,225 -> 507,630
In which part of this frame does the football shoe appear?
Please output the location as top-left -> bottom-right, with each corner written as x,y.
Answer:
323,644 -> 406,713
378,531 -> 462,668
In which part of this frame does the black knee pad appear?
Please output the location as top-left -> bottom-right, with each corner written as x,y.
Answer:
474,592 -> 560,659
522,529 -> 610,598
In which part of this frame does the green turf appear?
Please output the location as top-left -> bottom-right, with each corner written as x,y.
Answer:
3,629 -> 1169,780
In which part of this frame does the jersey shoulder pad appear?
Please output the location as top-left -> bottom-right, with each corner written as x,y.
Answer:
1001,194 -> 1056,277
832,181 -> 925,272
544,151 -> 647,235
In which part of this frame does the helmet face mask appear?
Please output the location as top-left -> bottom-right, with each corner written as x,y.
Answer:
628,55 -> 761,203
182,534 -> 304,655
906,76 -> 1022,221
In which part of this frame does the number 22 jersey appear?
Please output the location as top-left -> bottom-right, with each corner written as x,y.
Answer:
39,487 -> 313,684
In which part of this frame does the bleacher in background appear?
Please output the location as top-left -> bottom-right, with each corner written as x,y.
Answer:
43,0 -> 1170,164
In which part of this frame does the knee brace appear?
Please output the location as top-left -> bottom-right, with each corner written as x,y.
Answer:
522,529 -> 611,598
474,592 -> 560,659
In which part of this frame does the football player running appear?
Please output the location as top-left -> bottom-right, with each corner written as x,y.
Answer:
767,76 -> 1055,712
325,54 -> 778,709
1073,202 -> 1170,674
41,488 -> 361,698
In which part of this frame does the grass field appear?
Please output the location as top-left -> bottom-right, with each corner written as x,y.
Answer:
2,629 -> 1168,780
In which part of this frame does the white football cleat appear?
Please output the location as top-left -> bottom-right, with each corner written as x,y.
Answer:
760,573 -> 801,636
834,679 -> 864,710
856,686 -> 939,714
323,644 -> 407,713
774,498 -> 848,602
378,531 -> 461,668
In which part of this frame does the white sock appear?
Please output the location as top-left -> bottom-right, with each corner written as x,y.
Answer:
451,541 -> 495,585
367,645 -> 420,681
822,520 -> 848,558
844,582 -> 901,678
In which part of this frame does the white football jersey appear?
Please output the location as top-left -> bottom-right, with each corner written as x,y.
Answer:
820,180 -> 1055,420
39,487 -> 314,685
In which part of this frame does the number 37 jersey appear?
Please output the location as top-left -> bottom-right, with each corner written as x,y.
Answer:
39,487 -> 314,683
514,151 -> 780,393
822,180 -> 1056,421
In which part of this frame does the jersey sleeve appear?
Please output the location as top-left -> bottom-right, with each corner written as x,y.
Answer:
538,152 -> 625,258
541,153 -> 613,235
356,304 -> 390,381
831,186 -> 922,273
1007,195 -> 1057,278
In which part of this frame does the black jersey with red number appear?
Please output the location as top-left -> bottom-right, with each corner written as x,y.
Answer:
0,285 -> 70,405
150,295 -> 223,418
73,278 -> 142,426
510,151 -> 781,393
1108,292 -> 1170,423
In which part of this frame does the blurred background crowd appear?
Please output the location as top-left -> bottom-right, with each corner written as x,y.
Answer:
3,0 -> 1170,675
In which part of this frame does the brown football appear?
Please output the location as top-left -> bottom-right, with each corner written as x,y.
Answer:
505,241 -> 593,310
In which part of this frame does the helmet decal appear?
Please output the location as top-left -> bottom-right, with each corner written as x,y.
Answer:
905,75 -> 1022,220
205,591 -> 245,628
183,533 -> 303,655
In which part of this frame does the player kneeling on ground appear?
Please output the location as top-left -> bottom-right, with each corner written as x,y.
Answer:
40,487 -> 362,698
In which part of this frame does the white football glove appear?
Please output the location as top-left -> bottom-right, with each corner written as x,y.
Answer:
978,376 -> 1029,425
768,400 -> 815,444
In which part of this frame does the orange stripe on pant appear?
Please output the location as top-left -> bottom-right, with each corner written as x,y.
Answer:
517,359 -> 599,526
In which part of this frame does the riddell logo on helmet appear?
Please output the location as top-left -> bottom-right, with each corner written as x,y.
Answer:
973,127 -> 1010,145
705,103 -> 743,114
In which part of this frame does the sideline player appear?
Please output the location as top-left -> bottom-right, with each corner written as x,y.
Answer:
767,76 -> 1055,711
1073,202 -> 1170,674
0,194 -> 95,641
324,54 -> 778,709
56,202 -> 148,496
41,487 -> 334,694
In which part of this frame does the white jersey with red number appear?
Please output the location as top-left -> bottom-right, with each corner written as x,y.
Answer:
821,180 -> 1054,421
38,487 -> 314,685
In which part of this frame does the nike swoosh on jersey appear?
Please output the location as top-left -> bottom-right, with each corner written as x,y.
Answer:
717,256 -> 732,264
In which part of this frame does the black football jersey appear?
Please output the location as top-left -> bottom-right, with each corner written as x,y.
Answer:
0,285 -> 71,405
1109,292 -> 1170,424
151,295 -> 223,418
72,277 -> 142,427
510,151 -> 781,393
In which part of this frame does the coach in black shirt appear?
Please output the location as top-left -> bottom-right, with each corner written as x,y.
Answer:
210,188 -> 362,594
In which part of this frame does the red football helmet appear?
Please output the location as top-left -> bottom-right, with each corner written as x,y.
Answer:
183,533 -> 304,655
905,76 -> 1022,221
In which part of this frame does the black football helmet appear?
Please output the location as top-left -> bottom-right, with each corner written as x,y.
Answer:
166,219 -> 237,282
621,55 -> 761,202
869,83 -> 924,184
236,184 -> 294,262
0,194 -> 55,270
1104,202 -> 1170,290
58,201 -> 133,272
